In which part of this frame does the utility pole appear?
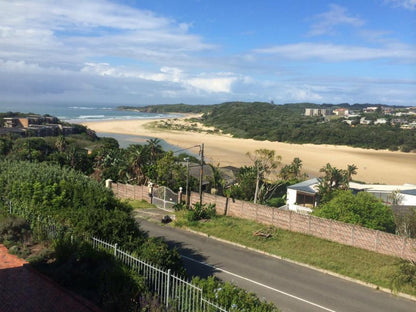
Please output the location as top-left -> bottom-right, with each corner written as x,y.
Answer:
185,157 -> 190,208
199,143 -> 204,205
254,160 -> 260,204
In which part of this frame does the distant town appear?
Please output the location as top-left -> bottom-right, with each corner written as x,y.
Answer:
304,106 -> 416,129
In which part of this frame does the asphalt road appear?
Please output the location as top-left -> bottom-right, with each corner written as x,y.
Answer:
135,215 -> 416,312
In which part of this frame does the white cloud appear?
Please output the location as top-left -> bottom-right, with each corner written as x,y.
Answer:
0,0 -> 214,68
187,77 -> 236,93
386,0 -> 416,10
254,42 -> 416,62
80,62 -> 236,93
308,4 -> 365,36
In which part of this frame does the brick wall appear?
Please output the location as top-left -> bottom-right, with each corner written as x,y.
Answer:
110,182 -> 416,261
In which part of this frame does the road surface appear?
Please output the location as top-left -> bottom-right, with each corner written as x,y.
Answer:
135,217 -> 416,312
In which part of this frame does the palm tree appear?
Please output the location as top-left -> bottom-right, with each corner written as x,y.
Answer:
146,138 -> 163,163
127,144 -> 149,184
346,164 -> 358,182
291,157 -> 302,177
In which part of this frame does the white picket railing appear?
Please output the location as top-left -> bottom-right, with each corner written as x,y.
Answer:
91,237 -> 227,312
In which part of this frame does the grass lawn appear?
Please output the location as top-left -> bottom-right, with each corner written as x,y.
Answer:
173,211 -> 416,297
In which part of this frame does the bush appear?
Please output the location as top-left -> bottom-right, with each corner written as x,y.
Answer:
193,276 -> 279,311
40,238 -> 147,311
313,190 -> 396,233
391,260 -> 416,293
266,197 -> 286,207
186,202 -> 217,222
0,215 -> 30,243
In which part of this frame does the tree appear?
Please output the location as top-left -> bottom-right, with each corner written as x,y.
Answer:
317,163 -> 357,203
126,144 -> 150,184
146,138 -> 163,164
246,149 -> 281,204
280,157 -> 307,181
313,190 -> 396,233
155,151 -> 186,190
393,206 -> 416,238
208,163 -> 225,195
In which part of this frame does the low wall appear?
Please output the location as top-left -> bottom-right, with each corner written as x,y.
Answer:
110,182 -> 416,261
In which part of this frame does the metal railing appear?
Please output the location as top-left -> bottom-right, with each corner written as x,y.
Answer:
4,205 -> 227,311
91,237 -> 227,312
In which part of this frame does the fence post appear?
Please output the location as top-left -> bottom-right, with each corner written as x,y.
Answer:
352,225 -> 355,245
166,269 -> 171,308
178,187 -> 183,204
105,179 -> 112,189
114,243 -> 118,257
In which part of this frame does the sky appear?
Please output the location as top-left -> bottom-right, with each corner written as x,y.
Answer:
0,0 -> 415,106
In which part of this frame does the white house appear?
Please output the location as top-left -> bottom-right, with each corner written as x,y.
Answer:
286,178 -> 416,213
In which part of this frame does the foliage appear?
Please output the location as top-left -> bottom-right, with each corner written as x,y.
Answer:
196,102 -> 416,151
247,149 -> 281,204
186,202 -> 217,222
119,103 -> 212,114
155,151 -> 186,190
0,160 -> 184,274
313,190 -> 396,233
38,238 -> 147,311
134,237 -> 186,277
393,206 -> 416,238
0,214 -> 30,243
279,157 -> 307,180
390,260 -> 416,294
193,276 -> 279,311
317,163 -> 357,203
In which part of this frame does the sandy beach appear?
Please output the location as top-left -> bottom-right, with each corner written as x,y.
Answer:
82,116 -> 416,185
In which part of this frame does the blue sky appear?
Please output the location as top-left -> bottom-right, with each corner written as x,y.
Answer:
0,0 -> 415,106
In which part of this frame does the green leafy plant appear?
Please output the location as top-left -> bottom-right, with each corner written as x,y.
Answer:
193,276 -> 279,311
391,260 -> 416,293
186,202 -> 216,222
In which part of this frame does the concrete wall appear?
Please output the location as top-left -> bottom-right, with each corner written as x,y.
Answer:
110,182 -> 416,261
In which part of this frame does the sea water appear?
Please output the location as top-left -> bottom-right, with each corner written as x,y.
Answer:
0,102 -> 175,122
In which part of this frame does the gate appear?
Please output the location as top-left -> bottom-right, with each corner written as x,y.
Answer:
152,186 -> 178,211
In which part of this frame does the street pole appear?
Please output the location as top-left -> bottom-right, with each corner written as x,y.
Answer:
185,157 -> 190,208
199,143 -> 204,205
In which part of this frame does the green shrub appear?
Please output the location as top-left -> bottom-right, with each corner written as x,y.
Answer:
186,202 -> 216,222
41,238 -> 147,311
391,260 -> 416,293
0,215 -> 30,243
266,197 -> 286,207
193,276 -> 279,311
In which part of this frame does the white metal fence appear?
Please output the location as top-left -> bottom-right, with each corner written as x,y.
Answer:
91,237 -> 227,312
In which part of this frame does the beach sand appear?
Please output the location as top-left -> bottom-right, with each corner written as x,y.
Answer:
82,116 -> 416,185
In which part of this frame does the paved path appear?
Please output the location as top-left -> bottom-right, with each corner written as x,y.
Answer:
0,245 -> 100,312
135,213 -> 416,312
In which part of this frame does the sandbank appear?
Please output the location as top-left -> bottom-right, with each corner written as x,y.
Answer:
82,116 -> 416,185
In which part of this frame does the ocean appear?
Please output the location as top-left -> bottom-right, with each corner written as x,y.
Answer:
0,102 -> 176,123
0,102 -> 185,151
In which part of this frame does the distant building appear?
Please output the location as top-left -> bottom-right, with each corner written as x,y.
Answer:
374,118 -> 387,125
304,108 -> 332,117
1,115 -> 75,137
364,106 -> 379,113
333,108 -> 349,116
360,117 -> 371,125
286,178 -> 416,213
